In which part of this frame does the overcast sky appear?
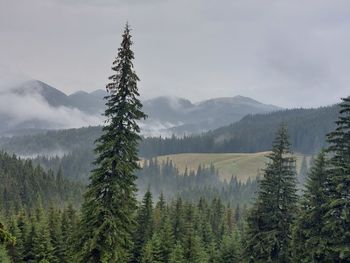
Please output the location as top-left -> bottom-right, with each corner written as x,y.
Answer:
0,0 -> 349,107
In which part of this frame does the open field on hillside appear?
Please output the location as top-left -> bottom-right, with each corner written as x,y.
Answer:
156,152 -> 310,182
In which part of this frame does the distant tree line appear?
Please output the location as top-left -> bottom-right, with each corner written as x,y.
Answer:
0,152 -> 84,215
0,104 -> 339,159
137,158 -> 258,206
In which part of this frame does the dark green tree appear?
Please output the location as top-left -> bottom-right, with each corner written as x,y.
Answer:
292,151 -> 329,262
219,234 -> 239,263
76,23 -> 146,262
141,234 -> 163,263
31,209 -> 54,263
7,217 -> 24,262
244,125 -> 297,262
48,207 -> 65,263
133,190 -> 154,263
169,242 -> 185,263
157,213 -> 174,262
61,205 -> 78,262
323,97 -> 350,261
0,221 -> 14,263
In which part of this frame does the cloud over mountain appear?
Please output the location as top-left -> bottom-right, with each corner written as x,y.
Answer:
0,79 -> 281,136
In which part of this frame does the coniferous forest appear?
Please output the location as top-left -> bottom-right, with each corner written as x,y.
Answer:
0,23 -> 350,263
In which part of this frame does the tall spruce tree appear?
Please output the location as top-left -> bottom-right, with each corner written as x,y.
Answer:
292,151 -> 329,262
76,23 -> 146,262
323,97 -> 350,261
244,124 -> 297,262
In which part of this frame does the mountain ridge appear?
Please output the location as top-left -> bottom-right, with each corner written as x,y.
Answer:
0,79 -> 281,136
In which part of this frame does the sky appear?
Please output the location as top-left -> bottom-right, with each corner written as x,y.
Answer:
0,0 -> 350,108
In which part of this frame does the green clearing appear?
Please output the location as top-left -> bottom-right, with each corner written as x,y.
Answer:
156,152 -> 310,182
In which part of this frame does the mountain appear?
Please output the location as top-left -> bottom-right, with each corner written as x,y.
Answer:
0,80 -> 105,135
0,102 -> 339,158
139,104 -> 339,157
12,80 -> 71,107
68,90 -> 106,114
142,95 -> 281,135
0,79 -> 281,136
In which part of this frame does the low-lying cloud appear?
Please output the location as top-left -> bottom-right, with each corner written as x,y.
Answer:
0,79 -> 104,134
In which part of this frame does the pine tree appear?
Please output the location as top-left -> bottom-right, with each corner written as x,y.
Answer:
182,205 -> 208,263
61,205 -> 77,262
323,97 -> 350,261
219,234 -> 239,263
0,221 -> 14,246
292,151 -> 329,262
133,190 -> 154,263
48,207 -> 65,263
183,234 -> 208,263
7,217 -> 24,262
172,198 -> 185,242
244,124 -> 297,262
169,242 -> 185,263
157,213 -> 174,262
141,234 -> 163,263
31,210 -> 54,262
0,221 -> 14,263
76,23 -> 146,262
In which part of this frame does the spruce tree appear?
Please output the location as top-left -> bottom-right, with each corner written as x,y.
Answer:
61,205 -> 77,262
169,242 -> 185,263
323,97 -> 350,261
219,234 -> 239,263
0,221 -> 14,263
31,212 -> 54,262
133,190 -> 154,263
7,217 -> 24,262
76,23 -> 146,262
157,213 -> 174,262
0,221 -> 14,246
244,124 -> 297,262
141,234 -> 163,263
48,208 -> 64,263
292,151 -> 329,262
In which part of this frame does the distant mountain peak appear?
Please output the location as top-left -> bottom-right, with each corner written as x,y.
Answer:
0,79 -> 281,136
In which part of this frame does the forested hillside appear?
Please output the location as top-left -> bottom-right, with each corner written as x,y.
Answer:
140,105 -> 339,157
0,103 -> 339,158
0,152 -> 83,214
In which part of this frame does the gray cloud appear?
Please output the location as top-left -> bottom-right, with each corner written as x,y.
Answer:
0,75 -> 103,132
0,0 -> 349,107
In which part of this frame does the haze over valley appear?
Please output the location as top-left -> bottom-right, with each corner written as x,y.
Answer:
0,1 -> 349,262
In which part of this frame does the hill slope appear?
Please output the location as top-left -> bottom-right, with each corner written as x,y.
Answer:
143,95 -> 280,135
140,104 -> 339,156
0,151 -> 84,212
156,152 -> 309,182
0,100 -> 340,156
0,79 -> 280,136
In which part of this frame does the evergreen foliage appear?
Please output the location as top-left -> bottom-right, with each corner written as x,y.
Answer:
133,190 -> 154,263
244,125 -> 298,262
292,151 -> 329,262
76,23 -> 146,262
0,151 -> 83,214
322,97 -> 350,261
